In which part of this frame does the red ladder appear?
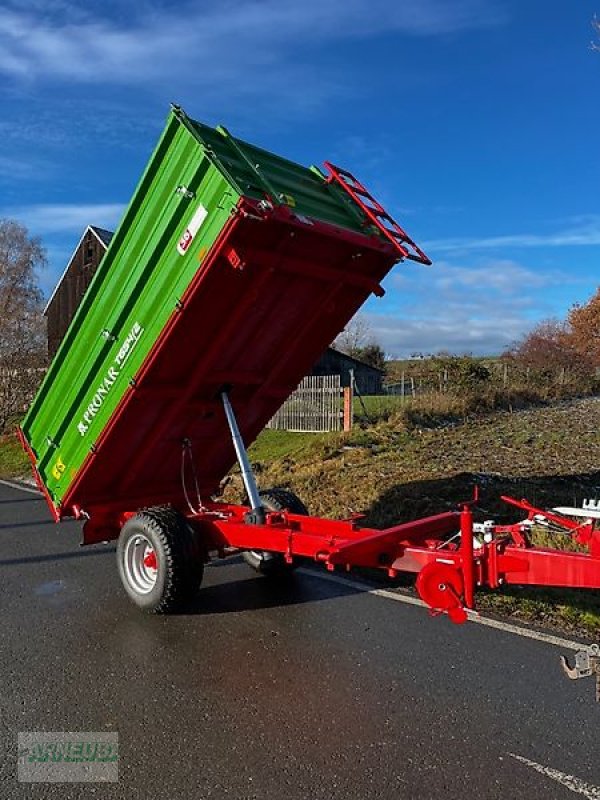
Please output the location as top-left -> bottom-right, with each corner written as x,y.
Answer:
323,161 -> 431,265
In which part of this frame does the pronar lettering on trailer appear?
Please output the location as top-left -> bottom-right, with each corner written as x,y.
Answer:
177,204 -> 208,255
76,322 -> 144,438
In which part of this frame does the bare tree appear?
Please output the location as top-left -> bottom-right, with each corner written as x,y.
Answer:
334,314 -> 372,358
0,219 -> 47,432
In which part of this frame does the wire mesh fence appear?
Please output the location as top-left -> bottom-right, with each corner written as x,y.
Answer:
383,362 -> 594,400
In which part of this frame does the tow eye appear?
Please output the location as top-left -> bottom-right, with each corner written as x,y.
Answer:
560,644 -> 600,702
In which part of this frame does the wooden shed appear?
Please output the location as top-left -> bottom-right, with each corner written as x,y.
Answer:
310,347 -> 384,395
44,226 -> 113,358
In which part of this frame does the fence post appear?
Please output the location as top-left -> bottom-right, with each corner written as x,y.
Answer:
401,370 -> 405,403
343,386 -> 353,431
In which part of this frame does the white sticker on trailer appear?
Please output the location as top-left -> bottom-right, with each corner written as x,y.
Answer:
177,204 -> 208,255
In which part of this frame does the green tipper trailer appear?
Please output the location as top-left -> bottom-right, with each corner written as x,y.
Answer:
17,108 -> 600,699
20,105 -> 429,526
18,105 -> 441,616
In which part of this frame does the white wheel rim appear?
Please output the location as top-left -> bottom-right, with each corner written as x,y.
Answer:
124,534 -> 158,594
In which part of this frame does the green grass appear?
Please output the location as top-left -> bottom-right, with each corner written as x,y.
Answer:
248,429 -> 322,463
353,394 -> 406,421
0,433 -> 29,479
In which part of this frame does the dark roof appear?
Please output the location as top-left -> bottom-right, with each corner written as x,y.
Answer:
326,346 -> 384,373
89,226 -> 114,247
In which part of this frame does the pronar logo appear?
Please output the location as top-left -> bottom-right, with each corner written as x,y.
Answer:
77,322 -> 144,437
177,203 -> 208,255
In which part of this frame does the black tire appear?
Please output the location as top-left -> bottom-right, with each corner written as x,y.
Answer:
243,488 -> 308,577
117,506 -> 204,613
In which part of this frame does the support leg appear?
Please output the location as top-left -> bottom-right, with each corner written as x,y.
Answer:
221,391 -> 265,524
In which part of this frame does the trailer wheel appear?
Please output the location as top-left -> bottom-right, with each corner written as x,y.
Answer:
243,489 -> 308,577
117,507 -> 204,613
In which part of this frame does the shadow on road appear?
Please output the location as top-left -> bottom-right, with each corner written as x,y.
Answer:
0,497 -> 41,505
0,546 -> 115,568
185,567 -> 360,615
0,519 -> 59,531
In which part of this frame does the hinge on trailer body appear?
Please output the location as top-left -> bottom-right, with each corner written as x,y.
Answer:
561,644 -> 600,702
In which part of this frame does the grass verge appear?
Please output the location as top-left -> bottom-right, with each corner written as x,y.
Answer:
0,433 -> 29,479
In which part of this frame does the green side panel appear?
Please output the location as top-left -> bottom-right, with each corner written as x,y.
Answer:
22,110 -> 241,505
22,107 -> 371,507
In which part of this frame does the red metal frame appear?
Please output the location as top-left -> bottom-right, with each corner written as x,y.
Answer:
80,493 -> 600,623
324,162 -> 432,265
16,427 -> 60,521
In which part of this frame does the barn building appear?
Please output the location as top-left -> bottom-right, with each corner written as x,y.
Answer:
310,347 -> 383,395
44,225 -> 113,358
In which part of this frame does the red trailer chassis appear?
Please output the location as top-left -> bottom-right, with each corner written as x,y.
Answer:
78,485 -> 600,625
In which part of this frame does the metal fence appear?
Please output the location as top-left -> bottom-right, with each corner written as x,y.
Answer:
267,375 -> 344,432
383,363 -> 590,399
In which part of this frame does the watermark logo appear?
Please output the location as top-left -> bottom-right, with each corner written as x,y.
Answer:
18,732 -> 118,783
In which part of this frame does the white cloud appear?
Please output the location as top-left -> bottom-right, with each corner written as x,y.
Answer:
424,215 -> 600,253
0,1 -> 506,93
0,154 -> 49,180
366,258 -> 586,357
392,258 -> 568,294
0,203 -> 125,235
366,308 -> 530,357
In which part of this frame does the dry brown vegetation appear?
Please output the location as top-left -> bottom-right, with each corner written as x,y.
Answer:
231,397 -> 600,637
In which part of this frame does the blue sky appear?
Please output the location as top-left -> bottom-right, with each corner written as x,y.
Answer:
0,0 -> 599,356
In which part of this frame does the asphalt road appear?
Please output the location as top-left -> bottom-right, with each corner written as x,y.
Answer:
0,479 -> 599,799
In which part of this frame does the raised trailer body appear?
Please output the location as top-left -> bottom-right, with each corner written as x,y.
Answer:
19,109 -> 600,698
20,107 -> 426,526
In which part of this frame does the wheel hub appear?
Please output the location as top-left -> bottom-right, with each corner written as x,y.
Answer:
123,534 -> 158,594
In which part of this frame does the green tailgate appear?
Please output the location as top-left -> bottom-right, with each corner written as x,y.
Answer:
21,107 -> 369,506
